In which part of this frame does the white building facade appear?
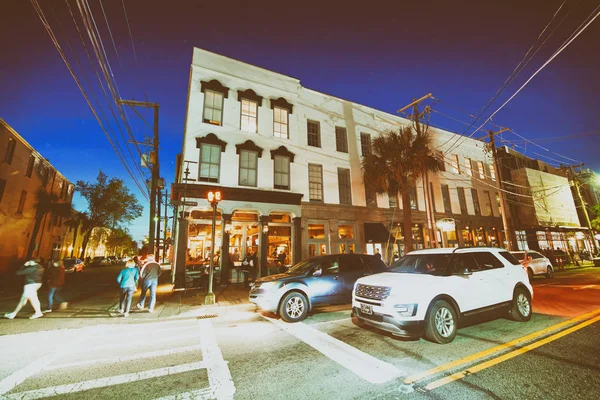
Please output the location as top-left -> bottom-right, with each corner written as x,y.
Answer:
172,48 -> 505,284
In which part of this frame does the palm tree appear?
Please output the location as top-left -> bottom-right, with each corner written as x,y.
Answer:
361,125 -> 440,254
65,210 -> 92,258
26,189 -> 71,259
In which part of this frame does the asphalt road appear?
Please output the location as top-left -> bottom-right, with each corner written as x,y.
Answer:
0,266 -> 599,399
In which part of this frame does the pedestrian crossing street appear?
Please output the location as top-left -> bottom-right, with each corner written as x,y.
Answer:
0,319 -> 235,400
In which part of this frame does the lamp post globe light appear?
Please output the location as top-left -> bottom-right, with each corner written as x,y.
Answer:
205,190 -> 221,305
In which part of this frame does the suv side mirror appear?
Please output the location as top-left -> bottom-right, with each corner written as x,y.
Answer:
313,268 -> 322,277
454,267 -> 472,276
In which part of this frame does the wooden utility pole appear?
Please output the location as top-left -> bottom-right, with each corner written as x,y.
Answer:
117,99 -> 160,257
488,129 -> 515,250
565,164 -> 599,255
163,190 -> 169,263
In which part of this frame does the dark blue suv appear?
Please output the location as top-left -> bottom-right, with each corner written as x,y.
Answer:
249,254 -> 388,322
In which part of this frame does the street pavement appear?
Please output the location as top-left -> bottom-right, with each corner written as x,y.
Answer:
0,263 -> 599,399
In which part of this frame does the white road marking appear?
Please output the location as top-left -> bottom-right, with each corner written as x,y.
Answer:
4,361 -> 207,400
153,387 -> 213,400
92,324 -> 198,339
0,330 -> 84,396
264,316 -> 403,384
198,319 -> 236,400
45,344 -> 204,371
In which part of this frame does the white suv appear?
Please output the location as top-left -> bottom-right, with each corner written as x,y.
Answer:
352,247 -> 533,344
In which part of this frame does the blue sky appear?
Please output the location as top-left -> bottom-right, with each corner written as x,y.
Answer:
2,0 -> 599,242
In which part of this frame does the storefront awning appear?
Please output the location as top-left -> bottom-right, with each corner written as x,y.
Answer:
364,223 -> 393,243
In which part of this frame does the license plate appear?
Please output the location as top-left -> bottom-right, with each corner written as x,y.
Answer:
360,303 -> 373,315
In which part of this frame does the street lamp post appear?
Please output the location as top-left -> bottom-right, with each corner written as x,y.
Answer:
205,190 -> 221,305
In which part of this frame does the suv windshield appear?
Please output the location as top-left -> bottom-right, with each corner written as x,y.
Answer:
286,258 -> 319,274
389,254 -> 450,276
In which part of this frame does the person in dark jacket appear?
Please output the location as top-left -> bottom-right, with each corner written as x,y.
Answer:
45,260 -> 66,312
136,254 -> 162,312
117,260 -> 139,317
4,260 -> 44,319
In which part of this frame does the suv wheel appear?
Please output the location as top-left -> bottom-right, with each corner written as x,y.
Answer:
546,266 -> 553,279
509,288 -> 532,322
424,300 -> 457,344
279,292 -> 308,323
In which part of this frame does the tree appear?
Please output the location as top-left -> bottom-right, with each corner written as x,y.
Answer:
64,210 -> 92,258
105,228 -> 135,256
591,204 -> 600,230
361,123 -> 439,254
26,189 -> 71,259
76,171 -> 143,259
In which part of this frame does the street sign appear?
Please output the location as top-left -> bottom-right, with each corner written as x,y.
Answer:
171,200 -> 198,207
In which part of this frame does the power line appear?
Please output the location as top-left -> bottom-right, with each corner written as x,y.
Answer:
31,0 -> 149,201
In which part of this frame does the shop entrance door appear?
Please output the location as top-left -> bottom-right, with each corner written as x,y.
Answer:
229,222 -> 259,262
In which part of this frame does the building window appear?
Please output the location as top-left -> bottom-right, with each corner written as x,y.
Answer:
240,98 -> 258,133
335,127 -> 348,153
451,155 -> 460,174
203,90 -> 224,126
442,184 -> 452,213
338,168 -> 352,205
490,164 -> 496,181
496,192 -> 502,215
239,150 -> 258,187
0,178 -> 6,203
308,164 -> 323,202
17,190 -> 27,214
465,158 -> 473,177
273,107 -> 289,138
365,185 -> 376,207
435,151 -> 446,171
457,187 -> 467,214
471,188 -> 481,215
483,191 -> 493,215
307,121 -> 321,147
409,187 -> 418,210
274,155 -> 290,190
4,137 -> 16,165
477,161 -> 485,179
25,155 -> 35,178
389,193 -> 398,208
360,133 -> 372,156
199,143 -> 221,183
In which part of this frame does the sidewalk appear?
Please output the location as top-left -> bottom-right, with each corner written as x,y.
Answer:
0,273 -> 257,334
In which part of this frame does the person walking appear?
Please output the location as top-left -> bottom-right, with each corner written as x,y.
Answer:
45,260 -> 66,312
117,260 -> 139,317
4,260 -> 44,319
136,254 -> 162,312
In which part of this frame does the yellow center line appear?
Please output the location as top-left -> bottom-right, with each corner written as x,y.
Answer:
425,314 -> 600,391
403,307 -> 600,384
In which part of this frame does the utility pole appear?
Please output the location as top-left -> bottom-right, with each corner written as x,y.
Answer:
117,99 -> 160,257
156,185 -> 162,260
565,164 -> 599,255
163,190 -> 169,263
488,128 -> 514,250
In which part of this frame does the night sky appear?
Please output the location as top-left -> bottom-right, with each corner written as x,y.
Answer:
2,0 -> 599,242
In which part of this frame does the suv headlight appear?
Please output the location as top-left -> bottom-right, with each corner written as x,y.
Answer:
393,304 -> 417,317
259,282 -> 280,291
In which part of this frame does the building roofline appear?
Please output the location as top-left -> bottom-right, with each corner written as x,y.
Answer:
0,118 -> 74,187
191,46 -> 482,148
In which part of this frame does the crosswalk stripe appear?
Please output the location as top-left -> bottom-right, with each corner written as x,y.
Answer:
263,316 -> 403,384
80,331 -> 200,353
45,344 -> 204,371
198,320 -> 236,400
4,361 -> 207,400
152,387 -> 213,400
